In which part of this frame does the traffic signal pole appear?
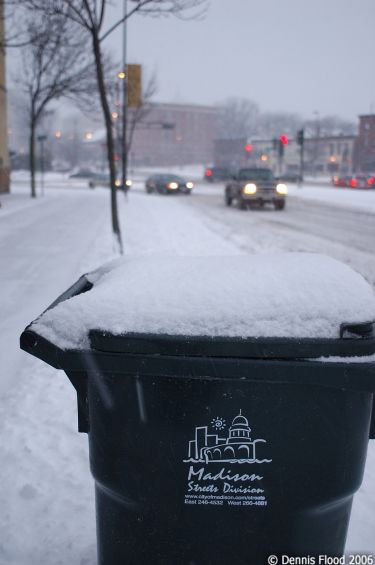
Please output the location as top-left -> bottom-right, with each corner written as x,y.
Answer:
277,142 -> 282,177
297,129 -> 304,188
299,142 -> 304,188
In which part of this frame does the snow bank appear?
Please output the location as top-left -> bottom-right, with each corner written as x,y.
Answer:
32,253 -> 375,350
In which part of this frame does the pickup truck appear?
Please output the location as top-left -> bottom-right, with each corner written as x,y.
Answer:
225,167 -> 287,210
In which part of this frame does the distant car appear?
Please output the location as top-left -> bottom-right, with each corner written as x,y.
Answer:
332,174 -> 375,189
88,173 -> 132,189
204,166 -> 233,183
331,175 -> 348,187
279,171 -> 302,183
225,167 -> 287,210
350,174 -> 375,189
69,169 -> 95,179
145,174 -> 193,194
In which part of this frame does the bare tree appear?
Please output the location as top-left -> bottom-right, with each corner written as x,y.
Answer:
257,111 -> 303,140
21,0 -> 208,253
14,12 -> 95,197
304,115 -> 356,138
217,98 -> 260,140
1,1 -> 31,48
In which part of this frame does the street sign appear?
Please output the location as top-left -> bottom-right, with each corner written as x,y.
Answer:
127,64 -> 142,107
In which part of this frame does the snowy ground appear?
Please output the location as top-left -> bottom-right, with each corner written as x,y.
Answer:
1,173 -> 375,564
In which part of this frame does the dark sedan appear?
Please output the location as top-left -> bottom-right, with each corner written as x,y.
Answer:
145,174 -> 194,194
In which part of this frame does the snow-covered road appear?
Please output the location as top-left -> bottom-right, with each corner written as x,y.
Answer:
182,184 -> 375,286
1,176 -> 375,564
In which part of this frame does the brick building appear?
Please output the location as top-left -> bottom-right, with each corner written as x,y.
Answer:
129,102 -> 218,166
353,115 -> 375,172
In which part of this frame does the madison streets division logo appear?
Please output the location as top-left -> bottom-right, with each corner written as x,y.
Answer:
183,410 -> 272,465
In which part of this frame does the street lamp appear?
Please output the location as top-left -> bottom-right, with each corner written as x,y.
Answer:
121,0 -> 128,192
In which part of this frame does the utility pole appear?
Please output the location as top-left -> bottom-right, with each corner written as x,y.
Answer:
121,0 -> 128,193
278,135 -> 288,177
313,110 -> 320,177
297,129 -> 304,187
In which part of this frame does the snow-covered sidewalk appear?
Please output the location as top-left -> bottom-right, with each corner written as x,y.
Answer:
1,180 -> 374,564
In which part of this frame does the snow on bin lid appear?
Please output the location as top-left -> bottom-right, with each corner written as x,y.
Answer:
32,253 -> 375,351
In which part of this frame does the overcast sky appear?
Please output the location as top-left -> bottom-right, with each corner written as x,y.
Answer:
105,0 -> 375,122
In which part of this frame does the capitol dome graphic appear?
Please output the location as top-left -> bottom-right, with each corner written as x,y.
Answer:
184,410 -> 272,464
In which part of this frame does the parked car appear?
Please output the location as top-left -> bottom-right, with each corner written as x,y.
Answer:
69,169 -> 95,179
88,173 -> 132,189
350,174 -> 375,189
145,174 -> 193,194
225,167 -> 287,210
331,175 -> 348,187
204,166 -> 234,183
332,174 -> 375,189
279,171 -> 302,183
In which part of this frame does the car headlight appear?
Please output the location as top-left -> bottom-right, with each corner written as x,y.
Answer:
168,182 -> 178,189
115,179 -> 121,187
276,183 -> 288,195
243,183 -> 257,195
186,182 -> 194,189
126,179 -> 132,187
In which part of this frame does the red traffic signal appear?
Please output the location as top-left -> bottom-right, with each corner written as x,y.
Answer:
279,134 -> 289,145
244,143 -> 253,152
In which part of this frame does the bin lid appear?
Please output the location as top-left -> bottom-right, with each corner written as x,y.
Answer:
31,253 -> 375,359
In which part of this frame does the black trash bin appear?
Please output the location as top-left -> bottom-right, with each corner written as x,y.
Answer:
20,255 -> 375,564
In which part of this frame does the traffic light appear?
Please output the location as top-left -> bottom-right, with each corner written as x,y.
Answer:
297,129 -> 304,146
279,134 -> 289,145
278,140 -> 284,158
127,64 -> 142,107
244,143 -> 253,152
